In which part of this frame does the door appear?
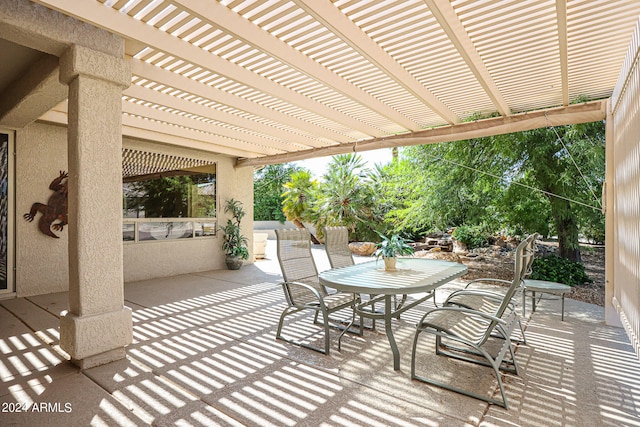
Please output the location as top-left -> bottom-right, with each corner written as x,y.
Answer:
0,131 -> 13,295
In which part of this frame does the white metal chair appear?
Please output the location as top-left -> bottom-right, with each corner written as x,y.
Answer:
275,228 -> 361,354
411,234 -> 536,408
324,226 -> 355,269
443,234 -> 538,344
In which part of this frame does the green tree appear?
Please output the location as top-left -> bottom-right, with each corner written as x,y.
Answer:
365,163 -> 397,237
384,141 -> 507,237
253,163 -> 301,221
126,174 -> 216,218
395,120 -> 604,261
376,157 -> 435,236
315,154 -> 363,230
509,122 -> 604,260
498,171 -> 552,237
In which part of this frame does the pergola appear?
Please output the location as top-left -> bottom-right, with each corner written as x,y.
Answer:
1,1 -> 639,367
21,0 -> 640,165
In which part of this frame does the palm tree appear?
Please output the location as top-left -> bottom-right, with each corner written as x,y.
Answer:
281,170 -> 320,243
315,154 -> 378,241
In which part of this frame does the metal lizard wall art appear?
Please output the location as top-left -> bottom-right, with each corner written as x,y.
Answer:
24,171 -> 68,238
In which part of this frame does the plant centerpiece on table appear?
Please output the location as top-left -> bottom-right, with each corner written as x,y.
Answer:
220,198 -> 249,270
373,233 -> 414,271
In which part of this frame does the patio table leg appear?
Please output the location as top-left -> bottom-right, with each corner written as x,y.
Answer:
385,296 -> 400,371
531,291 -> 537,312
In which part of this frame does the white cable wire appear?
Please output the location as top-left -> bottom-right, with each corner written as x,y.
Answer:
544,113 -> 602,208
422,151 -> 602,212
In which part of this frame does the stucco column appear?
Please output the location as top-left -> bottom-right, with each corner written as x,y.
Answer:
58,44 -> 132,368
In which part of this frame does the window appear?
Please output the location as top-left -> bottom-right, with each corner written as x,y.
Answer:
122,165 -> 217,242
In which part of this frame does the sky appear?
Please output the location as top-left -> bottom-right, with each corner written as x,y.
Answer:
293,147 -> 393,178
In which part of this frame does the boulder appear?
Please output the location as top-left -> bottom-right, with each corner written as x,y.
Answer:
412,242 -> 433,251
453,240 -> 468,253
494,238 -> 507,248
427,252 -> 462,264
416,251 -> 463,264
349,241 -> 377,256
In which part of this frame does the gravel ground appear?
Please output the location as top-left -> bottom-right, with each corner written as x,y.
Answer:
568,245 -> 605,306
415,240 -> 605,307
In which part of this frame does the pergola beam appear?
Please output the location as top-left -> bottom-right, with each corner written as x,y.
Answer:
424,0 -> 511,116
39,106 -> 263,158
236,100 -> 606,168
294,0 -> 460,125
556,0 -> 570,105
124,84 -> 299,153
121,100 -> 283,156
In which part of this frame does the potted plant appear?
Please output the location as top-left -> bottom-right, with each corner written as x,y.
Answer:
373,233 -> 414,271
220,198 -> 249,270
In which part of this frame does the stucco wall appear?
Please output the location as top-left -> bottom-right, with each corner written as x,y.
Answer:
15,122 -> 69,296
14,122 -> 255,295
215,150 -> 255,265
122,139 -> 255,282
123,238 -> 219,283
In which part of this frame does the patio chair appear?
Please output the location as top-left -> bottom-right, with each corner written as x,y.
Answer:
411,234 -> 536,408
442,234 -> 538,344
275,228 -> 361,355
324,226 -> 356,269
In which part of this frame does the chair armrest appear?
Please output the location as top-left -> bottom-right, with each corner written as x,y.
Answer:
445,290 -> 519,313
446,288 -> 506,303
417,306 -> 507,328
280,281 -> 325,308
464,278 -> 512,289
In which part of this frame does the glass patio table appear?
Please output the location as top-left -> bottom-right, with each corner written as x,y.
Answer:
319,258 -> 468,370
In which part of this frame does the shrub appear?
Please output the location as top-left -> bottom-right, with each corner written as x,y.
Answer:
529,255 -> 592,287
451,225 -> 490,249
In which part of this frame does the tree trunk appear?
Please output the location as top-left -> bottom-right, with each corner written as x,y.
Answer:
292,218 -> 321,244
549,197 -> 581,262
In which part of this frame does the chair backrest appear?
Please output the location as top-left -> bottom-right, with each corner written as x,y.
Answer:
495,233 -> 538,317
521,233 -> 537,280
470,234 -> 536,345
324,226 -> 354,269
275,228 -> 321,286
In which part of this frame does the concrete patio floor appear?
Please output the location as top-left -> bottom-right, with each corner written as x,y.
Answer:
1,241 -> 639,426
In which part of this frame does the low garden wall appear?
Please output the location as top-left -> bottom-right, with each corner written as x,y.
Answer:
253,221 -> 316,239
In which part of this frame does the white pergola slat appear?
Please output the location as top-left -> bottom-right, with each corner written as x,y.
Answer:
173,0 -> 421,131
122,148 -> 215,179
424,0 -> 511,115
129,58 -> 343,145
294,0 -> 460,124
123,84 -> 305,153
32,0 -> 640,166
